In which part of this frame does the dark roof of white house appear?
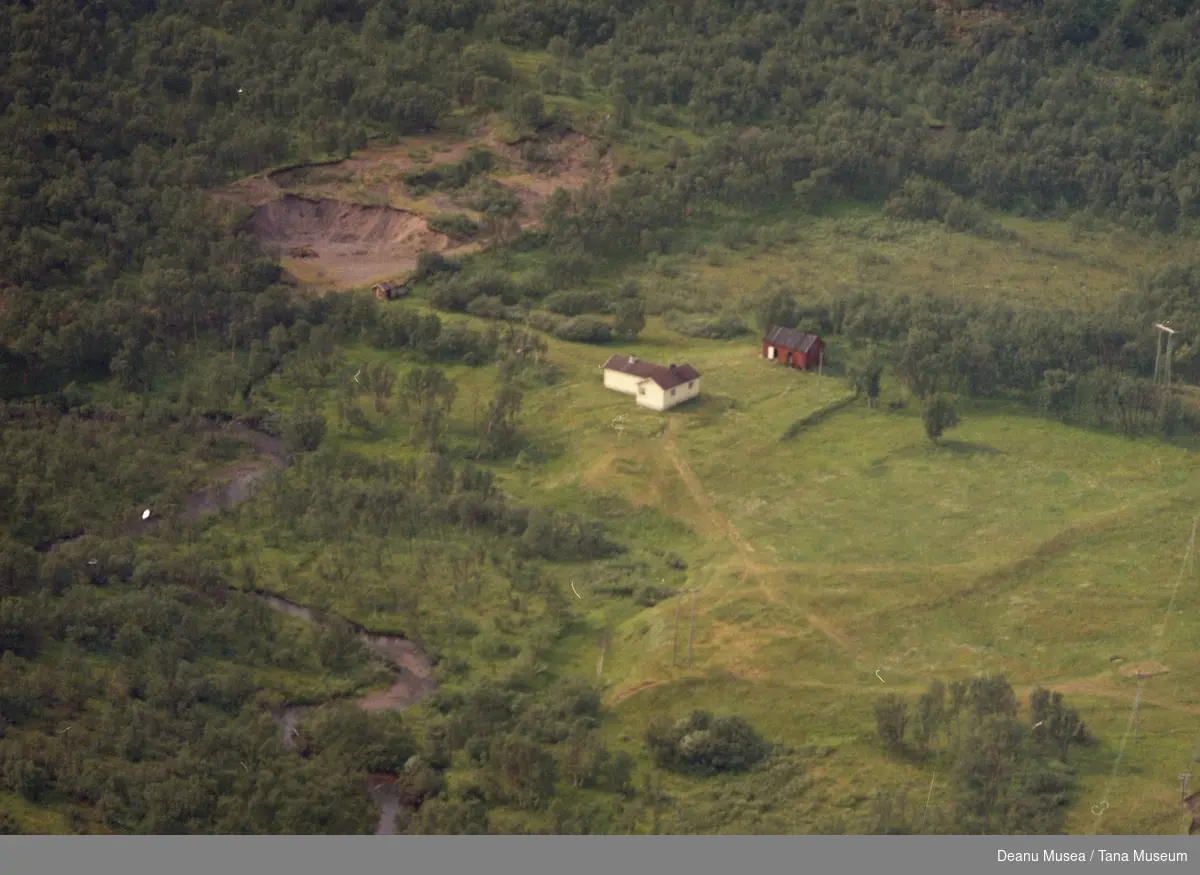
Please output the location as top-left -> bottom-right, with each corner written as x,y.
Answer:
603,354 -> 701,390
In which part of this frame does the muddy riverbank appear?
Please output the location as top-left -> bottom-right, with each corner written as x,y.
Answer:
255,591 -> 437,712
48,419 -> 435,835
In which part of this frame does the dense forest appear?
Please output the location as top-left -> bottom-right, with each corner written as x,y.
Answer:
3,0 -> 1200,834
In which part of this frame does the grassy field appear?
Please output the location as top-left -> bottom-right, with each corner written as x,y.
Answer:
246,295 -> 1200,834
563,203 -> 1191,317
548,348 -> 1200,834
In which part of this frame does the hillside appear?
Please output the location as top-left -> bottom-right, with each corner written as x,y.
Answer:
2,0 -> 1200,837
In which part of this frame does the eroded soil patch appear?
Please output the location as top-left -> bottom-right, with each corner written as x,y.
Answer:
246,195 -> 450,288
217,127 -> 612,289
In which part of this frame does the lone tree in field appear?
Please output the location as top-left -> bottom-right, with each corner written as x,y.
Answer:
923,394 -> 959,445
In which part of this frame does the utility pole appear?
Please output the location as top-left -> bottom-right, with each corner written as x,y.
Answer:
1154,323 -> 1176,389
672,595 -> 681,667
818,348 -> 824,378
597,626 -> 609,681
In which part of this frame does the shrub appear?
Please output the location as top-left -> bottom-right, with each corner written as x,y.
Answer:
404,148 -> 495,193
431,271 -> 518,313
428,214 -> 480,241
430,279 -> 481,313
1038,370 -> 1079,420
466,296 -> 509,320
663,311 -> 748,339
882,176 -> 955,222
874,694 -> 909,752
414,251 -> 461,283
546,253 -> 596,288
943,197 -> 1018,240
471,75 -> 507,110
520,140 -> 553,164
282,394 -> 325,453
552,316 -> 612,344
303,705 -> 418,774
518,275 -> 552,302
459,43 -> 515,82
543,290 -> 610,316
634,582 -> 673,607
505,91 -> 547,130
516,508 -> 621,561
613,299 -> 646,339
463,179 -> 522,218
923,394 -> 960,445
617,279 -> 642,299
431,324 -> 498,365
883,177 -> 1016,240
562,73 -> 585,98
645,710 -> 768,776
527,311 -> 564,334
716,224 -> 756,249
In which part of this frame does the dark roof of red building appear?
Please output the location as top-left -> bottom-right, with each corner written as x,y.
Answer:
763,325 -> 821,352
603,354 -> 701,390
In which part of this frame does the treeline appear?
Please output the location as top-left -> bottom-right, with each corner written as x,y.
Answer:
424,265 -> 647,346
872,676 -> 1089,835
752,259 -> 1200,435
6,0 -> 1200,392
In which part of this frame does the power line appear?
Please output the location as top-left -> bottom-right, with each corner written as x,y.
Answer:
920,752 -> 941,833
1090,512 -> 1198,834
1174,537 -> 1200,834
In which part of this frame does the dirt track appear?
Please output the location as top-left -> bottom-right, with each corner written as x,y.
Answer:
605,416 -> 1200,734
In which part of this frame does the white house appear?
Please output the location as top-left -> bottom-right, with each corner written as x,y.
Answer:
602,354 -> 702,412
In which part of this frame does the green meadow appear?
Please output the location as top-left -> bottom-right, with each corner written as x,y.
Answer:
230,270 -> 1200,833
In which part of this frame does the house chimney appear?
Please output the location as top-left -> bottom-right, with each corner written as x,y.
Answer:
629,355 -> 636,364
669,363 -> 677,369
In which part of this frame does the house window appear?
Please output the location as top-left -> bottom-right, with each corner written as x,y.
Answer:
688,381 -> 694,389
670,388 -> 676,397
638,386 -> 646,395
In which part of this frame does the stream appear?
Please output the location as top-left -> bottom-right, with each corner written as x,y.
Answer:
258,591 -> 436,835
53,420 -> 436,835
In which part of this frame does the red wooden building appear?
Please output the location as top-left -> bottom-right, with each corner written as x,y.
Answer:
762,325 -> 825,371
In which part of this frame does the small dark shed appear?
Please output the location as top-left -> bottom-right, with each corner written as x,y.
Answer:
373,281 -> 406,301
762,325 -> 825,371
